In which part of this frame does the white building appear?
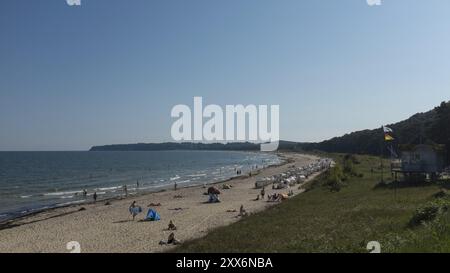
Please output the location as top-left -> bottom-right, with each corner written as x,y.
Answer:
399,144 -> 445,174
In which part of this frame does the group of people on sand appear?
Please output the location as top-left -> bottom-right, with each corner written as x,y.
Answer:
128,200 -> 181,246
80,189 -> 98,202
159,220 -> 180,245
267,193 -> 290,202
83,183 -> 133,204
253,186 -> 292,202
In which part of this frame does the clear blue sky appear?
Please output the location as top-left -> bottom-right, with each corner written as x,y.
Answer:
1,0 -> 449,151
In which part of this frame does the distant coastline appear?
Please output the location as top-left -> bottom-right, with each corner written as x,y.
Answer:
89,141 -> 301,152
90,142 -> 259,151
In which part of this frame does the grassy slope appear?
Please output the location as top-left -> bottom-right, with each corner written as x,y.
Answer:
174,154 -> 450,253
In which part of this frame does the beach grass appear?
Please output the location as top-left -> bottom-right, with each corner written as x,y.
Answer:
173,154 -> 450,253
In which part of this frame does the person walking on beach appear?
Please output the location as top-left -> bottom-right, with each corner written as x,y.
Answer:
83,189 -> 87,197
123,185 -> 128,197
93,192 -> 97,203
239,205 -> 247,217
174,182 -> 177,191
136,180 -> 140,190
129,201 -> 140,221
260,187 -> 265,200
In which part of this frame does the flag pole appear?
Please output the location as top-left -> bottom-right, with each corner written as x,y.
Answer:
380,126 -> 384,183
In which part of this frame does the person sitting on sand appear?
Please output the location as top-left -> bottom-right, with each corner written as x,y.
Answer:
239,205 -> 248,217
167,233 -> 180,245
168,220 -> 177,231
159,233 -> 180,245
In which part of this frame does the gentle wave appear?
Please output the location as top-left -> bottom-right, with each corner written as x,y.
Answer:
98,186 -> 123,191
43,190 -> 83,197
187,174 -> 207,177
170,175 -> 180,181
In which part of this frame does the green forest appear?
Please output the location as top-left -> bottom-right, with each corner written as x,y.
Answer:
298,101 -> 450,163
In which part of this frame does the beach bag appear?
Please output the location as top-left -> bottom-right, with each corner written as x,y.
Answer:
145,209 -> 161,221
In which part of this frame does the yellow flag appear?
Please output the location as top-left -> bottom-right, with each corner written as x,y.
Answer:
384,134 -> 394,141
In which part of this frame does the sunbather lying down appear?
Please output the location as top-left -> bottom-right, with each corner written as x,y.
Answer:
222,184 -> 233,190
168,207 -> 186,211
159,233 -> 181,246
148,202 -> 161,207
267,193 -> 289,202
173,195 -> 183,199
267,193 -> 281,202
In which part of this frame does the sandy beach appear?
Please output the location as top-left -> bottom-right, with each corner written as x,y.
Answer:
0,152 -> 320,253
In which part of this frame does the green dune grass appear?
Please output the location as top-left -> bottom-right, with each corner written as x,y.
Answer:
173,154 -> 450,253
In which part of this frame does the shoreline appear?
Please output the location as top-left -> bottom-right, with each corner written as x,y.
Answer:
0,151 -> 284,226
0,152 -> 320,253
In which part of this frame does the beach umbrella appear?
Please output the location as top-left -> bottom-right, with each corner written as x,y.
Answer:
207,187 -> 221,195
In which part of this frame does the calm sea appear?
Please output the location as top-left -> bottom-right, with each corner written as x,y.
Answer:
0,151 -> 280,222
